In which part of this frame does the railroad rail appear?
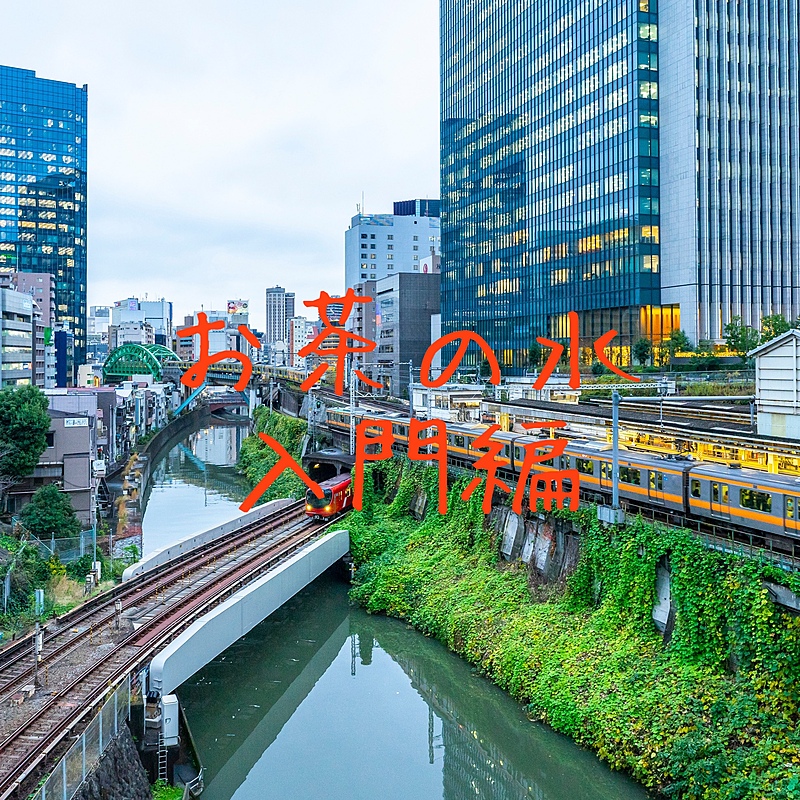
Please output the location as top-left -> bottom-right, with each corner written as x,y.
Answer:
586,397 -> 753,426
0,501 -> 301,698
0,504 -> 338,800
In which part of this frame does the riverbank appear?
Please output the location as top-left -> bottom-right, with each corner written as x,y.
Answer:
237,407 -> 308,503
346,462 -> 800,800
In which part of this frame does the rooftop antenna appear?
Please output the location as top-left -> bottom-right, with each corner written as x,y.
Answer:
362,190 -> 365,215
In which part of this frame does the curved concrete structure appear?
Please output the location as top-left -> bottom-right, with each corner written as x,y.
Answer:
149,529 -> 350,695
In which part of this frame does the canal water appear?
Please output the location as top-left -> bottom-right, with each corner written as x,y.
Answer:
143,424 -> 649,800
141,423 -> 250,556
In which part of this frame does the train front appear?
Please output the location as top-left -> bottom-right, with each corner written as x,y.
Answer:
305,485 -> 336,520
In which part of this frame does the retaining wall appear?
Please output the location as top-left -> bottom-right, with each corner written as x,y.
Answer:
149,529 -> 350,694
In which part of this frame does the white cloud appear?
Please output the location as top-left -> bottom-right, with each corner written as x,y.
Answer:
4,0 -> 439,329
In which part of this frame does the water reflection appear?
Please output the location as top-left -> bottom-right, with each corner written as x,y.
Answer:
141,424 -> 250,556
180,574 -> 649,800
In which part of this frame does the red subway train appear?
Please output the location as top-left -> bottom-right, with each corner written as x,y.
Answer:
305,473 -> 353,520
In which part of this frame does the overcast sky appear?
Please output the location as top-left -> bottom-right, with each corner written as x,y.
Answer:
5,1 -> 440,330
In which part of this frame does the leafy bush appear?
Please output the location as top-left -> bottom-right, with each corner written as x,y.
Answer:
151,780 -> 184,800
237,408 -> 308,504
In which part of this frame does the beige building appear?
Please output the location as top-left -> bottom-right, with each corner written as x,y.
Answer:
7,409 -> 97,527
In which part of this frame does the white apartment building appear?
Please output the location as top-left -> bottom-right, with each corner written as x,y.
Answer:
345,199 -> 441,290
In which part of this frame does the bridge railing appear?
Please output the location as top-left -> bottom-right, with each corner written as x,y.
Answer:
36,677 -> 130,800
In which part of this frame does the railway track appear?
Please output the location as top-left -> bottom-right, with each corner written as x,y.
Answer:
0,503 -> 337,800
586,397 -> 752,426
0,502 -> 304,700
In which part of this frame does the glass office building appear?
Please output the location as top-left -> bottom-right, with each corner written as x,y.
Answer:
0,66 -> 88,372
441,0 -> 800,370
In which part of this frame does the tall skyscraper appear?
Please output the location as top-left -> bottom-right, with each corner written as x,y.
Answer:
440,0 -> 799,371
265,286 -> 294,345
0,66 -> 88,372
345,200 -> 441,291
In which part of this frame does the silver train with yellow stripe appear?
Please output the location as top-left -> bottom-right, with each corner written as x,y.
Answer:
327,408 -> 800,548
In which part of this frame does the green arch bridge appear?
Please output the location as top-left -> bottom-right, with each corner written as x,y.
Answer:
102,343 -> 307,386
102,343 -> 182,383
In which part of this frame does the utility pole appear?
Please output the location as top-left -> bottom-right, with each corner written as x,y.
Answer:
33,622 -> 42,687
268,377 -> 274,419
408,360 -> 414,418
307,387 -> 315,452
612,389 -> 620,512
349,367 -> 357,456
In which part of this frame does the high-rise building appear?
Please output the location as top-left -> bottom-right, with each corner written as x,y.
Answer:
345,201 -> 441,291
0,66 -> 88,372
0,271 -> 55,386
659,0 -> 799,344
111,297 -> 172,346
265,286 -> 295,347
288,316 -> 314,370
439,0 -> 799,370
54,324 -> 74,388
0,286 -> 33,386
373,272 -> 441,397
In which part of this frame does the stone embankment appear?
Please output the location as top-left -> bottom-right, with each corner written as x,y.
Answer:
73,726 -> 151,800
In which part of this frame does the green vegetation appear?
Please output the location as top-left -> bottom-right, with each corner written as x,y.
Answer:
760,314 -> 792,344
348,461 -> 800,800
723,317 -> 760,364
632,337 -> 653,367
238,408 -> 308,503
151,780 -> 184,800
0,384 -> 50,494
0,532 -> 137,638
20,485 -> 82,538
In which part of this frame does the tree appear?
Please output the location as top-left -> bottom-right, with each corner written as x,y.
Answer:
760,314 -> 791,344
0,385 -> 50,495
527,340 -> 543,369
20,484 -> 81,539
723,316 -> 760,363
632,338 -> 652,367
664,329 -> 692,357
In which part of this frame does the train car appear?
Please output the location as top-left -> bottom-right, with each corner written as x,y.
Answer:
687,463 -> 800,539
305,473 -> 353,520
562,441 -> 693,514
321,407 -> 800,544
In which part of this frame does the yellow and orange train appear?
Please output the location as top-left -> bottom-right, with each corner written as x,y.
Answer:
327,408 -> 800,546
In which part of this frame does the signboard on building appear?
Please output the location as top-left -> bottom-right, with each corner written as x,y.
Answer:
64,417 -> 89,428
228,300 -> 249,314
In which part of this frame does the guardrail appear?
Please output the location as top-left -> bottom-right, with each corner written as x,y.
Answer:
34,678 -> 130,800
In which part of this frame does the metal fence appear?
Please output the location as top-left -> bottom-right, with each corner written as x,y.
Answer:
36,677 -> 130,800
25,530 -> 98,564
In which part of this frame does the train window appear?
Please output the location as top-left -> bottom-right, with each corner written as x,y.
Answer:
787,498 -> 796,520
576,458 -> 594,475
601,462 -> 611,480
454,435 -> 465,448
690,479 -> 701,498
620,467 -> 641,485
504,445 -> 511,457
649,472 -> 663,491
540,457 -> 555,467
515,446 -> 523,461
711,483 -> 729,503
740,489 -> 772,514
